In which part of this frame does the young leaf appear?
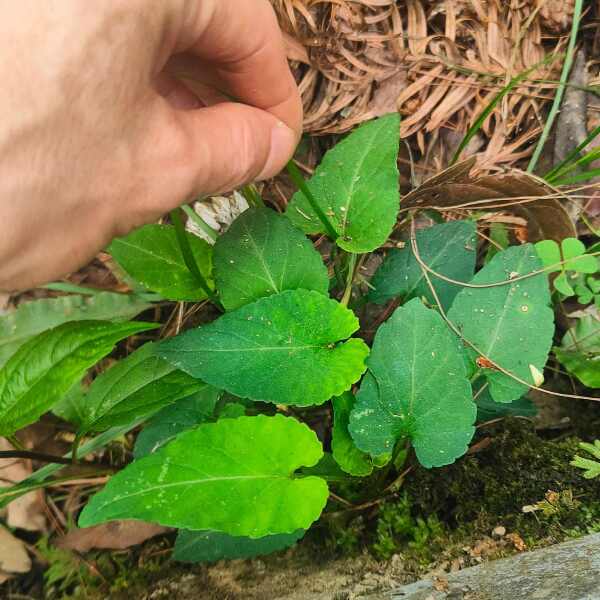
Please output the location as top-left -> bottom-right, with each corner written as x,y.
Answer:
0,293 -> 151,367
0,321 -> 156,437
109,224 -> 214,301
331,393 -> 374,477
286,114 -> 401,253
536,238 -> 598,297
79,415 -> 329,538
77,343 -> 204,435
159,290 -> 369,406
447,244 -> 554,403
369,220 -> 477,310
214,207 -> 329,311
349,299 -> 476,468
133,386 -> 221,458
173,529 -> 305,563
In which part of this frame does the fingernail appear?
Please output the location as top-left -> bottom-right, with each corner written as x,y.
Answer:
258,121 -> 298,181
166,86 -> 203,111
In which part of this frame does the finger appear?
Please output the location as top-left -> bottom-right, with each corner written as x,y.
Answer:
173,101 -> 298,196
177,0 -> 302,136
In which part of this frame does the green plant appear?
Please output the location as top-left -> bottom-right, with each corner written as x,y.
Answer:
572,441 -> 600,479
535,238 -> 599,298
554,313 -> 600,389
0,113 -> 561,564
373,494 -> 444,562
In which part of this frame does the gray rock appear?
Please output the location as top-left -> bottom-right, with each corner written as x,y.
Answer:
366,534 -> 600,600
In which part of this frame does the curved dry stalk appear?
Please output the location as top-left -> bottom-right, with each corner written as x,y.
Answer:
409,219 -> 599,404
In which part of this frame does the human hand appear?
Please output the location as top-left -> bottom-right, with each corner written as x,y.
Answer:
0,0 -> 302,291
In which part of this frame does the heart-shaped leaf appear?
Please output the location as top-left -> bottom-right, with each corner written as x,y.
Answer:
173,529 -> 305,563
134,386 -> 222,458
448,244 -> 554,403
332,393 -> 375,477
349,299 -> 476,468
214,207 -> 329,311
77,343 -> 205,435
0,293 -> 151,368
0,321 -> 156,437
79,415 -> 329,538
369,220 -> 477,310
159,290 -> 369,406
109,224 -> 213,301
286,114 -> 401,253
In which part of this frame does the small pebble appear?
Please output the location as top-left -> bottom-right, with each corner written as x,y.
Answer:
492,525 -> 506,538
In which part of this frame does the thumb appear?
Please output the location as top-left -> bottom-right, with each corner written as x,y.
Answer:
173,101 -> 298,197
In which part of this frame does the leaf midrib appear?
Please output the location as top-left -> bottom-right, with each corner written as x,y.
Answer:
113,239 -> 189,272
338,121 -> 387,236
103,474 -> 291,503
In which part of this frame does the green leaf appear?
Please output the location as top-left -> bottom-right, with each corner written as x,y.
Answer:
331,393 -> 374,477
79,415 -> 329,538
53,383 -> 87,428
0,321 -> 156,437
369,220 -> 477,310
555,315 -> 600,388
298,453 -> 349,483
159,290 -> 369,407
561,239 -> 598,273
349,299 -> 476,468
536,239 -> 598,297
173,529 -> 305,563
475,387 -> 538,421
214,207 -> 329,311
448,244 -> 554,403
286,114 -> 401,253
0,293 -> 150,367
77,343 -> 204,434
485,223 -> 510,264
133,386 -> 221,458
571,441 -> 600,479
554,272 -> 576,297
109,224 -> 214,301
535,239 -> 562,273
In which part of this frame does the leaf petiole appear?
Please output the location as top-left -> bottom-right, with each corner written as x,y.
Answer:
170,208 -> 221,307
286,160 -> 339,241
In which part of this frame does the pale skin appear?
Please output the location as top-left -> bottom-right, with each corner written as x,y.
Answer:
0,0 -> 302,292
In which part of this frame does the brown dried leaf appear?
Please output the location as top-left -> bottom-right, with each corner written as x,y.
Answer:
56,521 -> 170,553
402,161 -> 576,242
0,527 -> 31,584
506,532 -> 527,552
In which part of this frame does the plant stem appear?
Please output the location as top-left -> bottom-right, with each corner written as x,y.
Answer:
341,253 -> 358,307
7,435 -> 25,451
527,0 -> 584,173
0,450 -> 104,468
241,184 -> 264,208
182,204 -> 218,243
286,160 -> 339,240
170,208 -> 220,305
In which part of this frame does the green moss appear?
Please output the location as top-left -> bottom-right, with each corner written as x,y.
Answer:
405,418 -> 600,547
372,493 -> 444,562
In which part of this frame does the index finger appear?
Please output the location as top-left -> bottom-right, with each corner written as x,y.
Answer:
177,0 -> 302,136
